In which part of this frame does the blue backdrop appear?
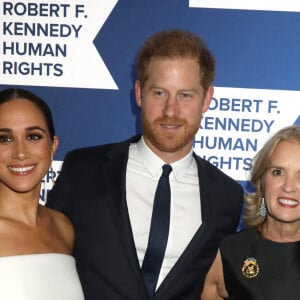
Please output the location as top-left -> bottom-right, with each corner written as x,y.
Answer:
1,0 -> 300,197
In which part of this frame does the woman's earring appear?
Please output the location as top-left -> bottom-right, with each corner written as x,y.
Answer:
259,197 -> 267,217
50,165 -> 55,185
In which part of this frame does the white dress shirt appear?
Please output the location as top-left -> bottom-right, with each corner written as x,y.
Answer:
126,137 -> 202,288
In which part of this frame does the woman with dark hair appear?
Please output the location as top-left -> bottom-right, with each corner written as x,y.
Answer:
201,125 -> 300,300
0,88 -> 84,299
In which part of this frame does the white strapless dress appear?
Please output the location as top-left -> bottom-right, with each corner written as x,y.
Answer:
0,253 -> 85,299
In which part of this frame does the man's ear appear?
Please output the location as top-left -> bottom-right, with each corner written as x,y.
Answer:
135,80 -> 142,107
202,85 -> 214,113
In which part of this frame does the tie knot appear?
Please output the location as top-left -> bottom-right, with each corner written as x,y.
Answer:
162,164 -> 172,177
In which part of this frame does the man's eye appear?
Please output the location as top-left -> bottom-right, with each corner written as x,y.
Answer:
178,92 -> 193,101
154,90 -> 167,98
182,92 -> 192,98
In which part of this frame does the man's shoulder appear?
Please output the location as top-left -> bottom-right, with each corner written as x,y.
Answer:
193,153 -> 241,189
65,134 -> 141,160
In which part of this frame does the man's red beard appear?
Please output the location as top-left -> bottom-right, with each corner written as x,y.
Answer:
142,113 -> 200,153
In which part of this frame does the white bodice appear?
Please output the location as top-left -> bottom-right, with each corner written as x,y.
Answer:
0,253 -> 84,299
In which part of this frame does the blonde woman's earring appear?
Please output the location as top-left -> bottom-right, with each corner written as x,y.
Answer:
259,197 -> 267,217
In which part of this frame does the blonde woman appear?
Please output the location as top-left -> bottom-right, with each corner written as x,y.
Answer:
201,125 -> 300,300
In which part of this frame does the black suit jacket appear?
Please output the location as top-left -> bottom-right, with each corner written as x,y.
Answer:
47,135 -> 243,300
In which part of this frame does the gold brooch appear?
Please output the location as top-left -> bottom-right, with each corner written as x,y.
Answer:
242,257 -> 259,278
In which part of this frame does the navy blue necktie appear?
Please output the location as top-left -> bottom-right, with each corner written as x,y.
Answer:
142,164 -> 172,299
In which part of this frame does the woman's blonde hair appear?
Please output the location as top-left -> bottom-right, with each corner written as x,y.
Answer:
243,125 -> 300,228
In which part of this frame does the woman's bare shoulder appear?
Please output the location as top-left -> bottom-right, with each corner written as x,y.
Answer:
43,206 -> 75,253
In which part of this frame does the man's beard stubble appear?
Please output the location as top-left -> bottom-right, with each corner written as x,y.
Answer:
141,112 -> 200,153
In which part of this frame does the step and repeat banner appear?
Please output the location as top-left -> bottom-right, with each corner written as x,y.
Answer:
1,0 -> 300,202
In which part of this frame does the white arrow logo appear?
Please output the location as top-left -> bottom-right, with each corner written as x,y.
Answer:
0,0 -> 119,89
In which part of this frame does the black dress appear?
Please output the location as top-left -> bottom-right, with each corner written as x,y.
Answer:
220,229 -> 300,300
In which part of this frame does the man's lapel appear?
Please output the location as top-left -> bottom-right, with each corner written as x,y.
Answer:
105,135 -> 147,288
